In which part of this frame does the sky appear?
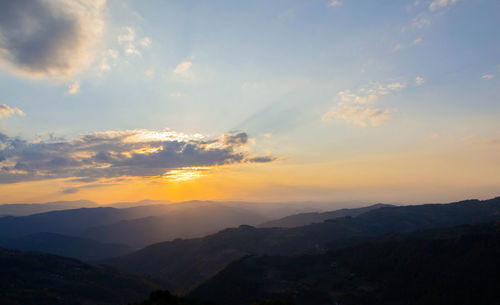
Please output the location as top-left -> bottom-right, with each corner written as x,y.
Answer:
0,0 -> 499,204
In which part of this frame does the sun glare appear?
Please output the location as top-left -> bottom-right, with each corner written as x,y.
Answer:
163,167 -> 210,182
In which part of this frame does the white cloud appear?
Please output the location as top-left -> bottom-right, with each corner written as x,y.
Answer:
100,58 -> 111,71
387,82 -> 407,90
392,44 -> 404,52
170,92 -> 185,98
99,49 -> 119,72
416,76 -> 425,86
0,104 -> 24,119
429,0 -> 458,11
0,0 -> 106,79
68,81 -> 80,94
323,81 -> 404,127
323,105 -> 393,127
412,13 -> 431,29
328,0 -> 342,7
173,60 -> 194,79
125,44 -> 141,56
174,61 -> 193,74
481,74 -> 494,80
139,37 -> 152,48
118,27 -> 136,43
108,49 -> 119,59
144,69 -> 154,77
118,27 -> 141,56
413,37 -> 424,45
338,90 -> 379,104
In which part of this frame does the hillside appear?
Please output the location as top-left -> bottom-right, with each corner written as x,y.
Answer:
104,197 -> 500,292
0,207 -> 135,239
0,247 -> 167,305
0,232 -> 132,261
260,203 -> 392,228
0,203 -> 268,249
83,204 -> 267,248
190,221 -> 500,305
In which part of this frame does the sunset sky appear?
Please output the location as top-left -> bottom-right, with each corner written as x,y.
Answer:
0,0 -> 499,204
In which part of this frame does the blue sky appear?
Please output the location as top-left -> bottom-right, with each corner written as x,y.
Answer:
0,0 -> 499,203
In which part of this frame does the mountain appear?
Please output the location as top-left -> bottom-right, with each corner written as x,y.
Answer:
104,197 -> 500,292
0,207 -> 134,239
0,232 -> 132,261
107,199 -> 171,209
260,203 -> 392,228
0,203 -> 213,240
0,247 -> 167,305
83,204 -> 267,248
0,200 -> 98,216
189,221 -> 500,305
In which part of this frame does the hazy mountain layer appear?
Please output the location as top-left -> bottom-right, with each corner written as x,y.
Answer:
260,203 -> 392,228
83,204 -> 267,248
0,200 -> 98,217
0,232 -> 132,261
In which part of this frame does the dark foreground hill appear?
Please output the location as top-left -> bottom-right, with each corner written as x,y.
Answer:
104,197 -> 500,292
260,203 -> 392,228
0,232 -> 132,261
190,221 -> 500,305
0,248 -> 167,305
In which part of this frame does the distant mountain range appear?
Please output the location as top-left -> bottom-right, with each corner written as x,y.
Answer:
0,201 -> 270,257
190,221 -> 500,305
82,204 -> 267,248
104,197 -> 500,293
0,200 -> 99,217
259,203 -> 392,228
0,247 -> 166,305
0,232 -> 132,261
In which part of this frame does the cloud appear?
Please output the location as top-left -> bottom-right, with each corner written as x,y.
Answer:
323,82 -> 404,127
144,69 -> 154,77
0,0 -> 105,79
386,82 -> 407,90
170,92 -> 185,98
429,0 -> 458,11
99,49 -> 119,72
0,104 -> 24,119
413,37 -> 424,45
328,0 -> 342,7
62,187 -> 79,194
118,27 -> 142,56
139,37 -> 152,48
323,105 -> 393,127
0,129 -> 275,184
415,76 -> 425,86
392,44 -> 404,52
108,49 -> 119,59
481,74 -> 494,80
174,60 -> 193,74
68,81 -> 80,94
411,13 -> 431,29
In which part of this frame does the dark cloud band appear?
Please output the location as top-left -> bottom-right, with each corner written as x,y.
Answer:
0,129 -> 275,184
